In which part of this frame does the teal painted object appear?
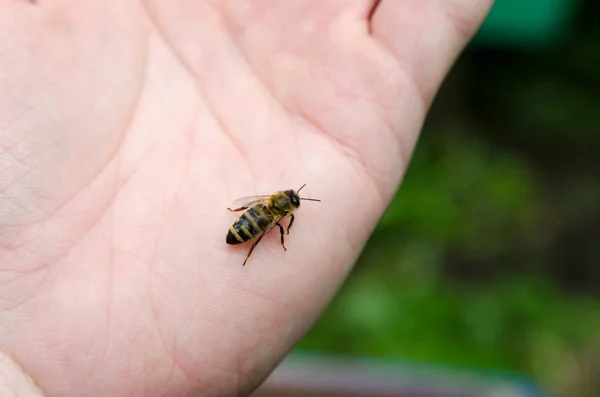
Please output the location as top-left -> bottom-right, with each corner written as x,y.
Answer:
473,0 -> 582,48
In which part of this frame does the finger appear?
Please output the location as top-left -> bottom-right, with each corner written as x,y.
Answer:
370,0 -> 494,103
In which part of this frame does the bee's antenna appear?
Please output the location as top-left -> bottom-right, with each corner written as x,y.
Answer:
297,183 -> 321,202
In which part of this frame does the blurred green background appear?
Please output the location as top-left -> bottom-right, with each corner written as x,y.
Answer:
296,1 -> 600,396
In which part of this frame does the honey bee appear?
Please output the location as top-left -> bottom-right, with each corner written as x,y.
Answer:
226,184 -> 321,266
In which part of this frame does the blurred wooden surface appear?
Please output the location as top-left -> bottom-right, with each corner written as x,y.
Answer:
252,354 -> 543,397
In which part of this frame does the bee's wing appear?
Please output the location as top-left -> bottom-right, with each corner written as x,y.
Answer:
230,195 -> 271,209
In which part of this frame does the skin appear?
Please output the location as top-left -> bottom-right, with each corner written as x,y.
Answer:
0,0 -> 493,396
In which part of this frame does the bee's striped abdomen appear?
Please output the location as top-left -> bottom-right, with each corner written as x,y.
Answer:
226,205 -> 273,245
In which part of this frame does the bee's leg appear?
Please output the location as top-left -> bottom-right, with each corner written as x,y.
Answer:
276,223 -> 287,251
286,214 -> 295,234
227,206 -> 248,212
243,234 -> 265,266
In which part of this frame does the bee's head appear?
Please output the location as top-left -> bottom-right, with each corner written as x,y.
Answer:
284,190 -> 301,208
287,184 -> 321,209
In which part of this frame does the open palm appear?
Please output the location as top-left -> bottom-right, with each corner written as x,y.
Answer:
0,1 -> 491,396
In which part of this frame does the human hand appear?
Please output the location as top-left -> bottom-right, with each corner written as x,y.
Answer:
0,1 -> 492,396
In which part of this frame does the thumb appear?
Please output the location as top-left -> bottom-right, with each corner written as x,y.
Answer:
370,0 -> 494,103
